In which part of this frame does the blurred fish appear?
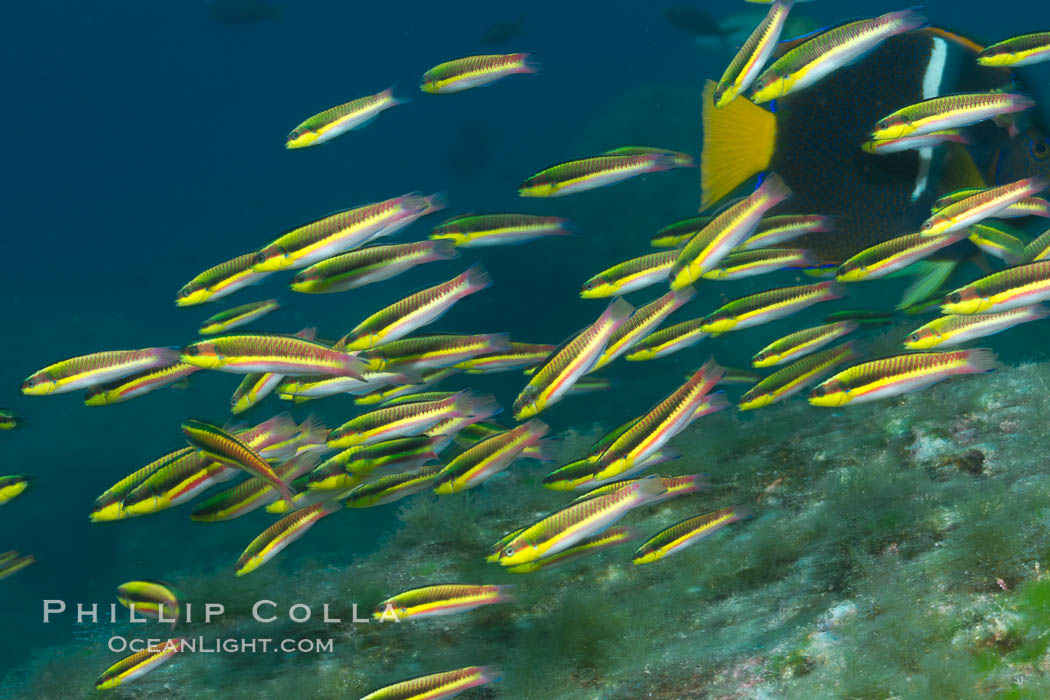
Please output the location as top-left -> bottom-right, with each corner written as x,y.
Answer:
512,298 -> 633,419
176,252 -> 270,306
421,53 -> 538,94
572,474 -> 708,505
341,265 -> 492,350
932,189 -> 1050,219
671,173 -> 791,288
181,419 -> 296,509
252,193 -> 439,272
603,146 -> 696,168
191,453 -> 318,521
967,221 -> 1027,264
359,666 -> 502,700
495,475 -> 667,566
0,410 -> 20,430
373,584 -> 513,620
446,121 -> 489,177
235,501 -> 339,576
520,153 -> 685,198
94,638 -> 183,690
116,580 -> 181,624
904,305 -> 1050,349
454,342 -> 554,374
344,464 -> 443,508
0,475 -> 33,505
328,392 -> 493,448
480,16 -> 525,46
504,527 -> 636,574
942,261 -> 1050,313
1026,228 -> 1050,261
624,319 -> 707,361
700,281 -> 844,333
751,8 -> 929,104
0,551 -> 35,580
208,0 -> 278,24
650,216 -> 714,248
920,177 -> 1048,236
291,241 -> 458,294
85,362 -> 200,406
739,342 -> 857,410
434,420 -> 548,493
355,368 -> 459,405
285,87 -> 406,149
182,334 -> 366,378
581,251 -> 676,298
199,299 -> 280,335
978,33 -> 1050,67
752,321 -> 858,367
632,505 -> 749,564
809,349 -> 999,406
738,215 -> 831,251
862,130 -> 969,155
318,436 -> 440,483
592,289 -> 695,371
22,347 -> 180,396
702,248 -> 816,280
431,214 -> 573,248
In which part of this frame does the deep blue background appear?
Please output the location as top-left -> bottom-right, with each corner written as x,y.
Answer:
2,0 -> 1048,681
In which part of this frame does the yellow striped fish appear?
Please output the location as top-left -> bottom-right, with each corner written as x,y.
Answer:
942,261 -> 1050,314
713,0 -> 795,107
739,342 -> 857,410
836,231 -> 964,281
752,321 -> 858,367
344,464 -> 443,508
433,420 -> 548,493
182,334 -> 366,377
22,347 -> 180,396
373,584 -> 513,620
0,551 -> 36,580
520,153 -> 684,198
94,638 -> 184,690
592,288 -> 695,371
360,666 -> 502,700
870,92 -> 1035,141
624,318 -> 707,361
84,362 -> 199,406
286,86 -> 405,148
176,252 -> 271,306
199,299 -> 280,335
581,251 -> 677,298
632,505 -> 750,564
421,53 -> 538,93
903,306 -> 1050,349
503,527 -> 636,574
978,32 -> 1050,67
430,213 -> 573,247
0,475 -> 33,505
700,280 -> 844,333
235,500 -> 340,576
290,241 -> 458,294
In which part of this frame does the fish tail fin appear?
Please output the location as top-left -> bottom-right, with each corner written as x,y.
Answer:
602,297 -> 636,330
462,392 -> 502,420
634,474 -> 670,504
461,263 -> 494,294
669,286 -> 697,307
495,584 -> 517,602
895,258 -> 958,310
757,172 -> 792,206
729,503 -> 755,523
277,482 -> 297,511
700,80 -> 776,211
521,419 -> 550,441
695,355 -> 726,388
962,348 -> 1002,374
422,191 -> 449,214
524,439 -> 558,462
889,7 -> 930,32
519,53 -> 542,73
384,84 -> 412,106
297,414 -> 329,447
698,391 -> 730,416
429,239 -> 460,260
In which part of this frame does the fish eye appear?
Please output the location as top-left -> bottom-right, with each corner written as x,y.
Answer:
813,387 -> 825,397
909,334 -> 920,342
185,346 -> 199,356
23,377 -> 36,388
949,292 -> 962,304
1033,140 -> 1050,159
288,130 -> 299,140
922,221 -> 933,230
503,546 -> 515,557
877,120 -> 889,130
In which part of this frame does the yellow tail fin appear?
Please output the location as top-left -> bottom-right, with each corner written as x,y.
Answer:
700,80 -> 777,211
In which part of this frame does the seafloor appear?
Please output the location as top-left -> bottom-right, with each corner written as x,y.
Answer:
9,354 -> 1050,699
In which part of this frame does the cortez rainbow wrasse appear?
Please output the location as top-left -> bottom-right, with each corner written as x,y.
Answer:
713,0 -> 795,107
700,280 -> 844,333
870,92 -> 1036,141
737,215 -> 831,251
519,153 -> 686,198
592,289 -> 695,371
571,474 -> 708,505
290,241 -> 458,295
836,231 -> 964,281
495,475 -> 667,566
373,584 -> 513,620
181,419 -> 297,509
1025,228 -> 1050,262
861,129 -> 969,154
328,392 -> 493,448
750,7 -> 928,103
0,551 -> 36,580
942,261 -> 1050,313
904,305 -> 1050,349
190,453 -> 319,521
454,342 -> 554,374
199,299 -> 280,335
977,32 -> 1050,68
252,193 -> 441,272
702,247 -> 816,280
752,321 -> 858,367
94,638 -> 184,690
340,264 -> 492,350
363,334 -> 509,372
671,173 -> 791,289
22,347 -> 180,396
932,189 -> 1050,218
359,666 -> 502,700
176,253 -> 271,307
650,216 -> 715,248
809,348 -> 999,406
116,580 -> 182,623
624,319 -> 707,361
434,420 -> 548,494
739,342 -> 857,410
581,251 -> 677,298
277,370 -> 414,401
235,501 -> 340,576
181,334 -> 366,378
344,464 -> 443,508
323,436 -> 440,481
0,410 -> 20,430
603,146 -> 696,167
967,222 -> 1027,264
421,53 -> 538,93
430,213 -> 573,247
920,177 -> 1049,236
632,505 -> 750,564
513,298 -> 633,419
84,362 -> 200,406
229,327 -> 316,414
285,86 -> 406,149
503,527 -> 636,574
357,370 -> 459,405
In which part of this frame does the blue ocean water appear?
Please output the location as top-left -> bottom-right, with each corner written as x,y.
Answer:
4,1 -> 1050,697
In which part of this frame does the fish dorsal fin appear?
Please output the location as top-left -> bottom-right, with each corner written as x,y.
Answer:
700,81 -> 776,211
939,142 -> 987,195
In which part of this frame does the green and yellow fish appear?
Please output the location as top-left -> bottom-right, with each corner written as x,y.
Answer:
430,213 -> 573,247
235,501 -> 340,576
84,362 -> 199,406
176,252 -> 271,306
520,153 -> 686,198
903,306 -> 1050,349
94,638 -> 184,690
199,299 -> 280,335
0,410 -> 21,430
421,53 -> 538,93
739,342 -> 857,410
344,464 -> 443,508
359,666 -> 502,700
22,347 -> 180,396
373,584 -> 513,620
0,551 -> 36,580
434,420 -> 548,494
116,580 -> 182,623
977,32 -> 1050,67
0,475 -> 33,505
504,527 -> 636,574
290,241 -> 458,294
286,86 -> 405,148
632,505 -> 750,564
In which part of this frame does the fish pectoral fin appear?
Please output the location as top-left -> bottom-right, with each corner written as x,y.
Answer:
894,259 -> 959,310
700,81 -> 776,211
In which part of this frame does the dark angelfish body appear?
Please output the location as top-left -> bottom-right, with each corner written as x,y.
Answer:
701,28 -> 1050,266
